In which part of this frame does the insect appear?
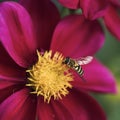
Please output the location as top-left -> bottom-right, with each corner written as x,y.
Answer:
62,56 -> 93,81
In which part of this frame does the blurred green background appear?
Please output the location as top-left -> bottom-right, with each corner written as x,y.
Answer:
95,30 -> 120,120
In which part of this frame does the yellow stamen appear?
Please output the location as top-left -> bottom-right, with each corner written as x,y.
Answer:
26,50 -> 73,103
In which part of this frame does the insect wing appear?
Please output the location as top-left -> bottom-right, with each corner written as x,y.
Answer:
77,56 -> 93,65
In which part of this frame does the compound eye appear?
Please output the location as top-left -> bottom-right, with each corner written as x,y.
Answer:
64,57 -> 70,64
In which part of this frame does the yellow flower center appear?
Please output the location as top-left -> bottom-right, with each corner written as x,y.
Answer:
26,50 -> 73,103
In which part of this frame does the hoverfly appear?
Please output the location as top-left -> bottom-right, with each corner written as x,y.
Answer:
62,56 -> 93,81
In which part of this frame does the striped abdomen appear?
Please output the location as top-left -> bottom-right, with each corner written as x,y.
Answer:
73,63 -> 84,76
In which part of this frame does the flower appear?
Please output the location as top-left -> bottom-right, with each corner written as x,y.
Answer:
58,0 -> 120,41
0,0 -> 116,119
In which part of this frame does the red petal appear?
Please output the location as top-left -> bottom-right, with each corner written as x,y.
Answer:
0,80 -> 23,103
37,97 -> 56,120
72,58 -> 117,93
104,6 -> 120,41
0,2 -> 37,67
51,15 -> 104,58
19,0 -> 60,50
110,0 -> 120,7
80,0 -> 108,20
0,88 -> 37,120
51,99 -> 73,120
0,43 -> 26,80
52,89 -> 106,120
58,0 -> 80,9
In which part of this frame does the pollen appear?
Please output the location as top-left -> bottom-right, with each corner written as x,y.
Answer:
26,50 -> 73,103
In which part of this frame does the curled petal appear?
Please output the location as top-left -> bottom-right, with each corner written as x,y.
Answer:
79,0 -> 109,20
51,15 -> 104,58
58,0 -> 80,9
104,6 -> 120,41
72,58 -> 117,93
52,89 -> 106,120
0,2 -> 37,67
0,88 -> 37,120
19,0 -> 60,50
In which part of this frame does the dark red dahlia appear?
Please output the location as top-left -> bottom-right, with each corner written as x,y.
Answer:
0,0 -> 116,119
